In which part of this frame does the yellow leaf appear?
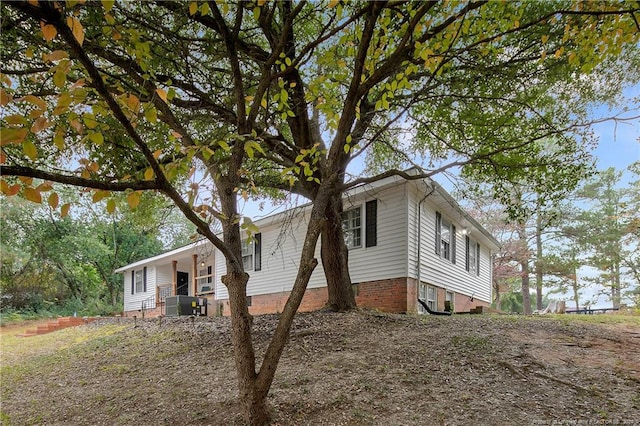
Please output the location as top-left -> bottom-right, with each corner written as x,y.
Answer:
23,140 -> 38,160
40,21 -> 57,41
0,151 -> 5,164
43,50 -> 69,62
23,187 -> 42,204
144,167 -> 154,180
48,192 -> 59,209
126,94 -> 140,112
61,203 -> 71,218
92,190 -> 110,203
127,191 -> 141,209
189,2 -> 198,15
541,34 -> 549,44
66,16 -> 84,46
201,2 -> 211,15
0,88 -> 12,106
257,0 -> 266,6
328,0 -> 339,9
152,149 -> 162,159
101,0 -> 115,12
1,128 -> 29,146
155,88 -> 168,103
106,199 -> 116,214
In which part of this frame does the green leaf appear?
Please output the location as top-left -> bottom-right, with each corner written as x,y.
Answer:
88,132 -> 104,145
23,140 -> 38,160
106,199 -> 116,214
53,70 -> 66,88
144,106 -> 158,123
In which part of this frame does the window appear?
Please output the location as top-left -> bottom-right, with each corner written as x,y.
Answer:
418,283 -> 437,314
242,239 -> 254,271
465,236 -> 480,276
342,207 -> 362,249
242,233 -> 262,271
445,291 -> 454,312
198,265 -> 213,292
131,267 -> 146,294
435,212 -> 456,263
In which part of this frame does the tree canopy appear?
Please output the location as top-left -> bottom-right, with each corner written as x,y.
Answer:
2,1 -> 639,424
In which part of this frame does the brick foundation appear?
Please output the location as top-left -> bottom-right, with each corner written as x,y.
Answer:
124,278 -> 489,317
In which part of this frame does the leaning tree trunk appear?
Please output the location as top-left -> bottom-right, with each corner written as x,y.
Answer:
218,175 -> 333,425
321,193 -> 356,311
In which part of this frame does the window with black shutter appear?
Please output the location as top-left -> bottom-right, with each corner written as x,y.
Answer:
254,233 -> 262,271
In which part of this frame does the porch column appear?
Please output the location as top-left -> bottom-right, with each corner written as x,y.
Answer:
172,260 -> 177,296
192,254 -> 198,296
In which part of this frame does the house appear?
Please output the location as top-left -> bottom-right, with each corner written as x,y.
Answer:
115,171 -> 500,317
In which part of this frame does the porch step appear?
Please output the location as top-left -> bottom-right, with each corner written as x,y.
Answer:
16,316 -> 98,337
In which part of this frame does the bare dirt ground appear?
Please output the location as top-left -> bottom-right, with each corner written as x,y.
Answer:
1,310 -> 639,425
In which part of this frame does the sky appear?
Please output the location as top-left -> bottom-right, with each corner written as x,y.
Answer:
594,85 -> 640,180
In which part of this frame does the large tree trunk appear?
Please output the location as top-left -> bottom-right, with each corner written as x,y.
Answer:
321,193 -> 356,311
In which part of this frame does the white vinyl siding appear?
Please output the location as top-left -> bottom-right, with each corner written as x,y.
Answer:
215,182 -> 409,300
123,265 -> 156,312
408,185 -> 492,304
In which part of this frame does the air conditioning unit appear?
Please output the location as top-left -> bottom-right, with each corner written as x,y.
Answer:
165,296 -> 207,316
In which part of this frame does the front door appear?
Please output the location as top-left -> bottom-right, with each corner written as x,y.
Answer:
177,271 -> 189,296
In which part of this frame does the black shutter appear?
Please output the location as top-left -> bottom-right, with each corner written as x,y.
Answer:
365,200 -> 377,247
435,212 -> 441,255
131,270 -> 134,294
143,266 -> 147,292
451,224 -> 456,264
254,233 -> 262,271
207,265 -> 212,284
476,243 -> 481,276
465,236 -> 470,271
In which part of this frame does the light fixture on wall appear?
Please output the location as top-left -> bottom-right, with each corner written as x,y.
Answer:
461,227 -> 469,235
200,261 -> 206,268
